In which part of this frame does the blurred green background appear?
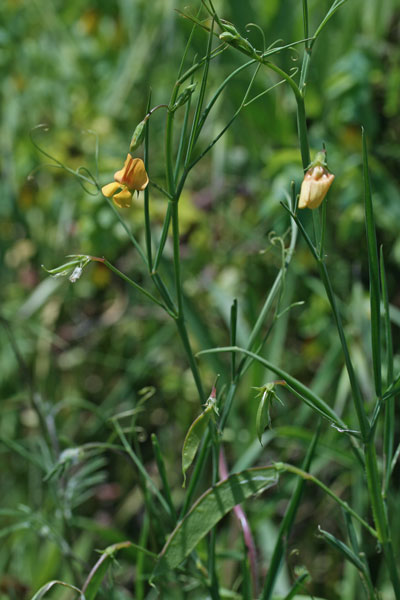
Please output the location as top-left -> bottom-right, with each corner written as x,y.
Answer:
1,0 -> 400,598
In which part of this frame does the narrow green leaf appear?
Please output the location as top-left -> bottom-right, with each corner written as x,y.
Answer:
30,580 -> 84,600
82,555 -> 110,600
112,421 -> 172,517
283,571 -> 309,599
152,467 -> 278,578
312,0 -> 349,44
318,527 -> 365,572
182,405 -> 213,485
273,462 -> 377,538
342,512 -> 377,598
230,298 -> 238,379
198,346 -> 347,430
184,17 -> 214,166
362,128 -> 381,397
152,433 -> 177,521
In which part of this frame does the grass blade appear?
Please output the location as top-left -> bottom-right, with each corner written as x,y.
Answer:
380,248 -> 395,493
151,434 -> 178,521
362,128 -> 381,397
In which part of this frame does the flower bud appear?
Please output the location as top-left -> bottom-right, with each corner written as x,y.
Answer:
129,120 -> 146,152
171,83 -> 197,111
298,153 -> 334,210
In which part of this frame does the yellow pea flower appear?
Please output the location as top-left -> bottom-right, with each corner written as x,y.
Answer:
298,152 -> 334,210
101,154 -> 149,208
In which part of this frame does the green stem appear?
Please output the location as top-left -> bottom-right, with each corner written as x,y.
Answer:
104,196 -> 148,265
296,94 -> 311,170
150,271 -> 177,316
176,314 -> 205,401
364,443 -> 400,598
171,200 -> 184,317
261,427 -> 320,600
153,203 -> 172,271
103,260 -> 172,315
317,259 -> 369,440
144,93 -> 153,270
302,0 -> 309,44
165,82 -> 180,198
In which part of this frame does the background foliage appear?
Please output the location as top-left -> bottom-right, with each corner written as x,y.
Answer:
1,0 -> 400,598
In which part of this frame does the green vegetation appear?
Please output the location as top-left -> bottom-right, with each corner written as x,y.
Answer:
1,1 -> 400,599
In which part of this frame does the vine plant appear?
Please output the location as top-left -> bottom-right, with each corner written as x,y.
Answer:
31,1 -> 399,599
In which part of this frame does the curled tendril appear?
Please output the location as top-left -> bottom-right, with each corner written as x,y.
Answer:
246,22 -> 266,54
76,166 -> 99,196
29,124 -> 99,192
289,66 -> 299,78
289,45 -> 300,62
81,128 -> 100,181
267,38 -> 284,52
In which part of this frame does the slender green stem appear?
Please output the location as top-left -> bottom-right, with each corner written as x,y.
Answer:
184,18 -> 214,168
150,271 -> 177,316
171,200 -> 184,317
296,94 -> 311,170
175,314 -> 205,401
165,89 -> 179,197
261,427 -> 320,600
261,60 -> 302,102
237,185 -> 298,376
153,204 -> 172,271
381,249 -> 395,494
174,85 -> 193,181
104,196 -> 148,265
112,421 -> 172,519
302,0 -> 309,44
364,445 -> 400,597
319,198 -> 327,258
102,259 -> 172,315
144,92 -> 153,270
362,129 -> 382,398
208,425 -> 221,600
317,260 -> 370,440
151,434 -> 178,523
169,200 -> 205,399
135,514 -> 150,600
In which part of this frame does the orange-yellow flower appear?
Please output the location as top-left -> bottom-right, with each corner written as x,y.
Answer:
298,152 -> 334,210
101,154 -> 149,208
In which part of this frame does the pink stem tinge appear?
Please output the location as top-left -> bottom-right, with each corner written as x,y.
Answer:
219,447 -> 259,596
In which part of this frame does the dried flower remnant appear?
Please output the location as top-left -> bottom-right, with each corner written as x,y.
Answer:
102,154 -> 149,208
298,151 -> 335,210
